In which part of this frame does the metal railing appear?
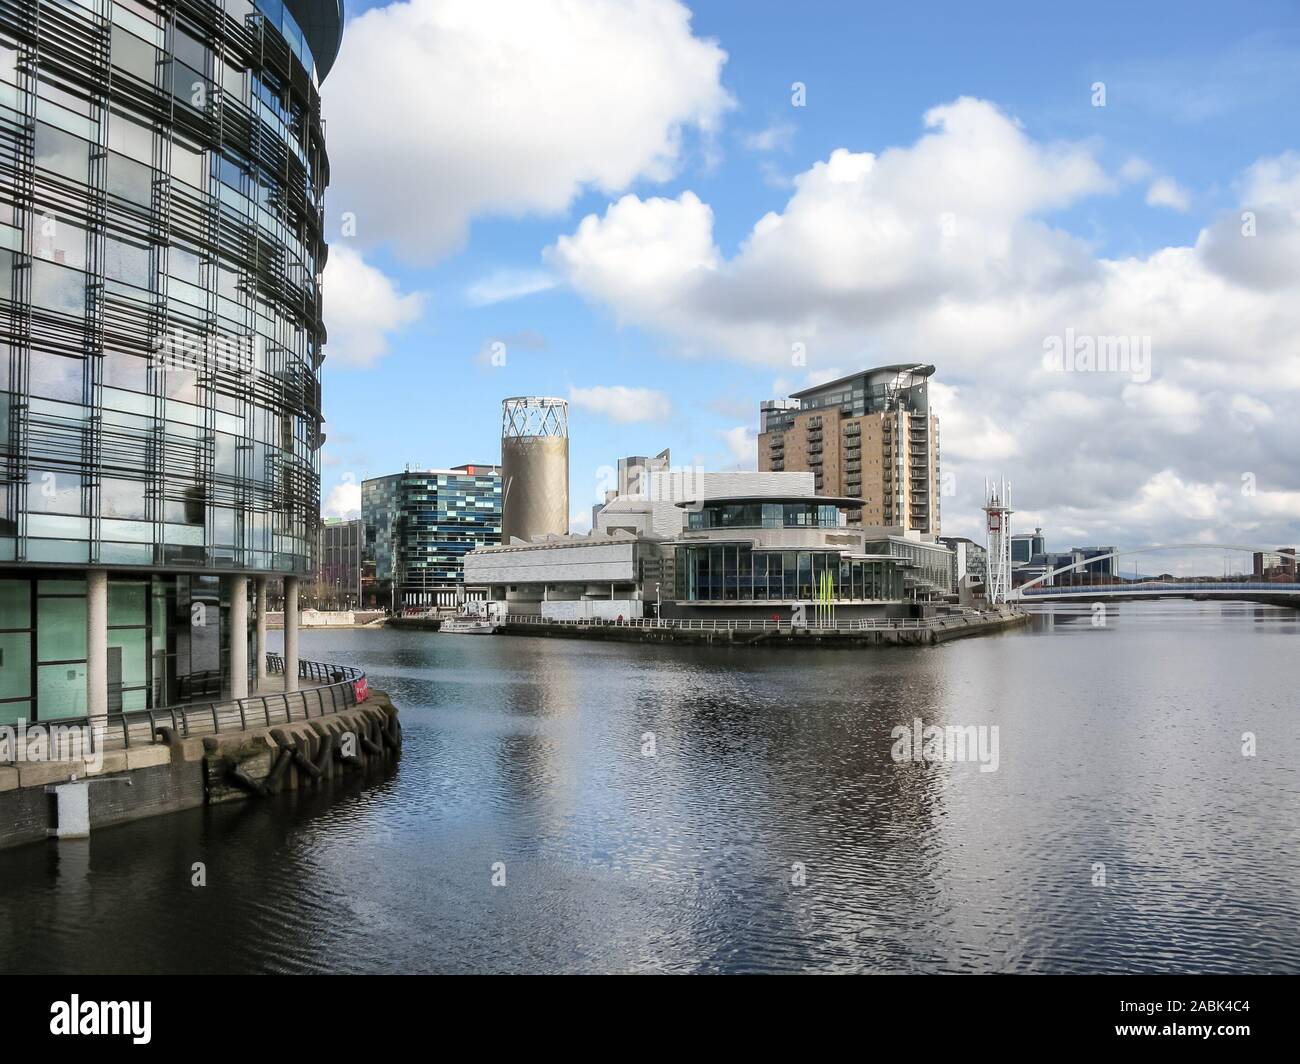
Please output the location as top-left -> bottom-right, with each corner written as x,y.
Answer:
503,612 -> 1010,633
2,657 -> 368,757
1019,581 -> 1300,598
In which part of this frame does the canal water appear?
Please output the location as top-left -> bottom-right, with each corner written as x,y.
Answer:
1,601 -> 1297,973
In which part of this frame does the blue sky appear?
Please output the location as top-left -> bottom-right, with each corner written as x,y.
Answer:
314,0 -> 1300,561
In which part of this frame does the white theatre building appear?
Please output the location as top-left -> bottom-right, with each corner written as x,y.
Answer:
464,468 -> 953,621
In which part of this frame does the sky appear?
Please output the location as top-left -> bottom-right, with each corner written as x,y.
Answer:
312,0 -> 1300,572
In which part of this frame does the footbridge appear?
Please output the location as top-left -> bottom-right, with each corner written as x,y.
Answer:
1006,544 -> 1300,608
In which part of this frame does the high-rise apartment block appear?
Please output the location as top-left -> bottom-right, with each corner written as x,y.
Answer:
758,365 -> 940,533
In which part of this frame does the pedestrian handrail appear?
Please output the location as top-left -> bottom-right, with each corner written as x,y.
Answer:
1020,580 -> 1300,595
2,656 -> 368,758
501,612 -> 1013,633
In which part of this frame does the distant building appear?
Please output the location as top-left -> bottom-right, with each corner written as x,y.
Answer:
362,465 -> 502,608
1011,528 -> 1046,568
1253,548 -> 1297,580
1069,547 -> 1118,579
315,518 -> 364,607
466,468 -> 952,620
1015,546 -> 1116,587
939,536 -> 989,588
618,449 -> 672,496
593,448 -> 672,527
757,365 -> 940,533
597,469 -> 815,539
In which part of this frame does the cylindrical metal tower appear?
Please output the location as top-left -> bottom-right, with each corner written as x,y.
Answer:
501,398 -> 569,544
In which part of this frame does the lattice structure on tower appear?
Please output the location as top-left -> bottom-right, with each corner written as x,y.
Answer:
983,478 -> 1013,605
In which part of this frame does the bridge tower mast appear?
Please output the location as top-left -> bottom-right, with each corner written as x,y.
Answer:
983,478 -> 1014,604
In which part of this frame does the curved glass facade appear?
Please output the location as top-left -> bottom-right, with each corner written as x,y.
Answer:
0,0 -> 340,719
1,0 -> 331,573
674,545 -> 903,602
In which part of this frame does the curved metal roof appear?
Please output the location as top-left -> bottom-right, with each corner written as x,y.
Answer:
286,0 -> 345,81
788,363 -> 935,399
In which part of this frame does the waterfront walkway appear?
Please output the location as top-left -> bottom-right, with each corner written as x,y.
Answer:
495,608 -> 1029,647
7,658 -> 367,754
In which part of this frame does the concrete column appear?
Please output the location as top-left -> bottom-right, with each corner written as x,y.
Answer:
229,576 -> 248,699
254,576 -> 269,690
283,576 -> 299,693
86,569 -> 108,719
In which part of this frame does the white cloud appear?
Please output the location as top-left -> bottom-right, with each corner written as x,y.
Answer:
805,366 -> 846,386
568,385 -> 672,423
547,191 -> 720,325
1120,156 -> 1154,182
1230,394 -> 1274,424
930,382 -> 1019,461
545,97 -> 1300,550
1121,379 -> 1202,432
322,246 -> 424,368
1118,470 -> 1220,524
466,269 -> 556,306
1146,176 -> 1192,211
1122,158 -> 1192,210
549,97 -> 1110,362
1199,152 -> 1300,291
323,0 -> 732,262
717,425 -> 756,469
742,122 -> 795,153
323,478 -> 362,519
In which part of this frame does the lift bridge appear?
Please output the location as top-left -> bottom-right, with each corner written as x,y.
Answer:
1007,544 -> 1300,608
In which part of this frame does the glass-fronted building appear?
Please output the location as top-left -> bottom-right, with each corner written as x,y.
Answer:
0,0 -> 343,720
314,515 -> 361,607
362,465 -> 503,608
864,534 -> 955,600
673,496 -> 908,607
1011,528 -> 1046,568
675,544 -> 904,603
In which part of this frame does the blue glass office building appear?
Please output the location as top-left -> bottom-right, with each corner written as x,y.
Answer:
362,466 -> 503,608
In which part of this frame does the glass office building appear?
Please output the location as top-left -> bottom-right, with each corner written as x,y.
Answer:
362,466 -> 503,608
674,545 -> 903,603
673,496 -> 906,604
314,515 -> 361,606
0,0 -> 343,720
686,499 -> 846,532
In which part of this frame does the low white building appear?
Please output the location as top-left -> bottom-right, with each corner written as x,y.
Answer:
467,469 -> 816,619
465,468 -> 955,620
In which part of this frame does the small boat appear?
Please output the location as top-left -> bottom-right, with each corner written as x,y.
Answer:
439,615 -> 499,635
